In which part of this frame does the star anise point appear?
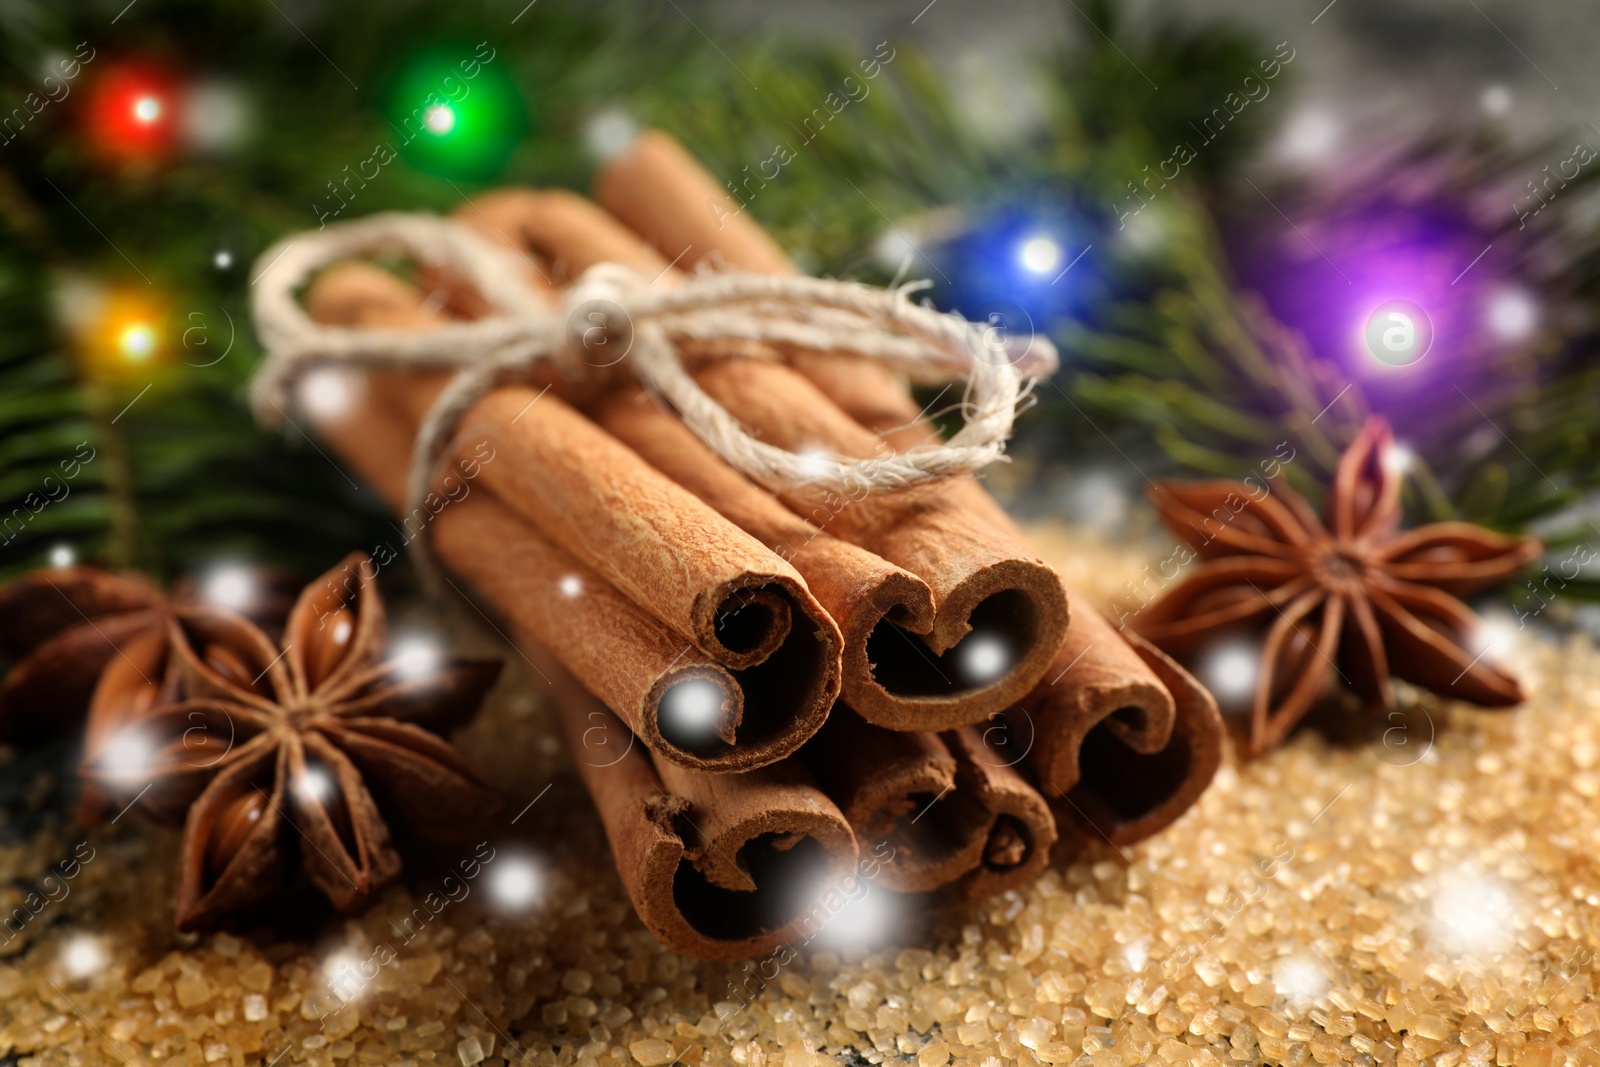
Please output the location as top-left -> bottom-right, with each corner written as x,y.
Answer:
1136,417 -> 1540,757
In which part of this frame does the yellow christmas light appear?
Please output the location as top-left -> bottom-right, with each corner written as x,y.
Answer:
118,322 -> 157,361
72,286 -> 170,376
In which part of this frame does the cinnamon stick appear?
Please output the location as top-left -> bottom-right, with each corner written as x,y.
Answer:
801,710 -> 1056,896
589,386 -> 956,731
1025,627 -> 1224,847
593,139 -> 1071,726
457,188 -> 679,285
592,131 -> 1222,844
593,131 -> 1199,781
1015,592 -> 1177,794
685,355 -> 1070,724
313,263 -> 838,685
303,267 -> 839,771
593,130 -> 793,275
324,271 -> 917,724
941,724 -> 1058,896
460,183 -> 1067,730
537,638 -> 858,961
801,708 -> 984,893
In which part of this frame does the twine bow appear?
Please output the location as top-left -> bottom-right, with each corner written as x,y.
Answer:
250,212 -> 1058,533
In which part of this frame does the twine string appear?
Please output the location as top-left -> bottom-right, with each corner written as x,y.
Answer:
249,211 -> 1059,547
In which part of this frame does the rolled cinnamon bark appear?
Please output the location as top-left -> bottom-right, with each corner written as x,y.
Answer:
801,708 -> 984,893
1025,628 -> 1224,847
801,709 -> 1056,896
593,130 -> 793,275
433,495 -> 773,766
453,387 -> 841,687
593,140 -> 1071,728
303,268 -> 839,771
592,128 -> 913,432
685,356 -> 1068,725
310,263 -> 839,687
941,724 -> 1057,896
462,182 -> 1066,729
593,133 -> 1204,768
596,131 -> 1223,838
590,386 -> 957,731
1014,593 -> 1176,794
457,188 -> 676,285
538,637 -> 858,961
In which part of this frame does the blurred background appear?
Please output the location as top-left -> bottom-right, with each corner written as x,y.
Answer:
1,0 -> 1597,618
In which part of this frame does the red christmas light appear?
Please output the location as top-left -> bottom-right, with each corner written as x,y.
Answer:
86,65 -> 179,161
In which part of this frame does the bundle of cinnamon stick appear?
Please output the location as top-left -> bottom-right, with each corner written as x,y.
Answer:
282,131 -> 1223,960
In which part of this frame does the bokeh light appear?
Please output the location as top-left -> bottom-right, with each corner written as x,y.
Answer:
487,854 -> 542,912
202,564 -> 257,612
1383,442 -> 1414,476
295,765 -> 335,806
939,202 -> 1089,325
1485,287 -> 1538,342
323,950 -> 367,1002
1275,109 -> 1339,165
658,677 -> 726,746
1199,641 -> 1260,709
297,367 -> 361,421
424,103 -> 457,135
1430,866 -> 1517,955
69,286 -> 170,377
119,322 -> 156,361
100,727 -> 155,773
1480,83 -> 1512,117
1018,235 -> 1062,275
1363,299 -> 1432,367
583,107 -> 638,161
955,633 -> 1012,686
60,935 -> 107,978
1272,955 -> 1329,1002
872,227 -> 920,273
86,65 -> 179,161
181,80 -> 252,154
390,635 -> 443,680
385,45 -> 527,180
1471,612 -> 1521,661
809,884 -> 900,951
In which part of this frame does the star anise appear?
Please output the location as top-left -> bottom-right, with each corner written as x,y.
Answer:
1133,418 -> 1541,757
0,566 -> 168,747
80,552 -> 503,930
0,563 -> 306,749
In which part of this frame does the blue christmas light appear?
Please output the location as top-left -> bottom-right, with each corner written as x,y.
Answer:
1018,235 -> 1063,275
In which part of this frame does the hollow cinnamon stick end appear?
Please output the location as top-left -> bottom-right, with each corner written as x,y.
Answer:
1020,607 -> 1180,795
803,711 -> 984,894
850,560 -> 1071,733
552,667 -> 860,962
821,567 -> 941,732
644,765 -> 860,961
642,664 -> 747,769
1054,631 -> 1224,848
944,727 -> 1057,898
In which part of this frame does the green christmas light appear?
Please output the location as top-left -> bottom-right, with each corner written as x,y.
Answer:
385,43 -> 526,180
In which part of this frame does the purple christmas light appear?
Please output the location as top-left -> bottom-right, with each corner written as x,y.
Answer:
1231,199 -> 1534,420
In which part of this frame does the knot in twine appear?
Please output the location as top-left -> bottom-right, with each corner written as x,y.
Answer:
249,211 -> 1058,548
